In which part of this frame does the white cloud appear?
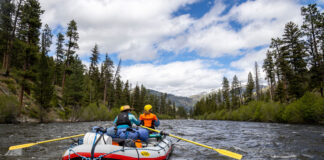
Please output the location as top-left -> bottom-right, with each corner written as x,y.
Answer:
159,0 -> 303,58
40,0 -> 307,96
230,48 -> 268,85
120,60 -> 228,96
119,49 -> 267,97
39,0 -> 196,60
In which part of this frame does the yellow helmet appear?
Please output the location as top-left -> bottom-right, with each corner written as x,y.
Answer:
120,105 -> 132,111
144,104 -> 152,111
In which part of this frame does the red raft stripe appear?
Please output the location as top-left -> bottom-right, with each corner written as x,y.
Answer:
62,146 -> 172,160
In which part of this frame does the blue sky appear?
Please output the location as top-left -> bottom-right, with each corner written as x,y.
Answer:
41,0 -> 324,96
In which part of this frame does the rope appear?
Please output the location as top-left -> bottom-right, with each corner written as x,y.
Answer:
67,137 -> 174,160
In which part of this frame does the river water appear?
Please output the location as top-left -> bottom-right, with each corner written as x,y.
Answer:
0,120 -> 323,160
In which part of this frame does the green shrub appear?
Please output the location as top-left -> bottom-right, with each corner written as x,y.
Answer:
0,78 -> 15,85
0,95 -> 19,123
314,97 -> 324,123
156,113 -> 173,119
108,107 -> 120,120
56,106 -> 72,120
7,83 -> 16,94
80,104 -> 121,121
283,92 -> 324,123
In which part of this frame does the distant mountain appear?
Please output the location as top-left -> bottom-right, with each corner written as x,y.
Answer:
146,85 -> 268,111
147,89 -> 196,111
189,85 -> 268,102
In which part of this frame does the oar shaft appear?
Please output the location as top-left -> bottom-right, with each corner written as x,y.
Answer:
9,134 -> 85,150
168,133 -> 213,150
37,134 -> 85,144
140,125 -> 242,160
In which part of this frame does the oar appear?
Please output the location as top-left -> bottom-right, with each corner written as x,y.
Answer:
140,126 -> 243,160
8,134 -> 85,150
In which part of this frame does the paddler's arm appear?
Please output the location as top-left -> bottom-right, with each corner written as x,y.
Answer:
129,114 -> 141,126
113,116 -> 118,126
154,114 -> 160,127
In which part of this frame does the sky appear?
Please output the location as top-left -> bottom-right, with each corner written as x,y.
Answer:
39,0 -> 324,97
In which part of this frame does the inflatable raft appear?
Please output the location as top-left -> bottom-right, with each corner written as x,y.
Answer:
62,132 -> 173,160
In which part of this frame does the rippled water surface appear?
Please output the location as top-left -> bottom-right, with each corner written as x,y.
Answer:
0,120 -> 324,160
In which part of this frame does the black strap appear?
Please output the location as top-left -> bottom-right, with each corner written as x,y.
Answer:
91,133 -> 103,160
91,127 -> 106,160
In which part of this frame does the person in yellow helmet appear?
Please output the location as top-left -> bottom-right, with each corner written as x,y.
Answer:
139,104 -> 160,129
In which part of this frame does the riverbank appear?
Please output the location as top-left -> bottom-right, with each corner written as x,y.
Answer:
193,92 -> 324,124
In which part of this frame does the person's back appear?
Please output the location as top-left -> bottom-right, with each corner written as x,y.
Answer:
139,104 -> 160,129
110,105 -> 149,142
114,105 -> 140,129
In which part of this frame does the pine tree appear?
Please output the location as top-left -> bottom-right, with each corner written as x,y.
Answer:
62,20 -> 79,91
263,50 -> 276,100
63,56 -> 84,119
270,37 -> 289,101
0,0 -> 14,73
282,22 -> 308,99
222,77 -> 230,110
88,44 -> 100,103
114,76 -> 123,108
102,54 -> 114,106
160,93 -> 167,114
132,85 -> 141,113
301,4 -> 324,96
255,62 -> 260,100
17,0 -> 43,108
245,72 -> 254,103
123,80 -> 131,105
140,85 -> 147,110
1,0 -> 22,76
216,89 -> 223,110
54,32 -> 64,85
34,24 -> 53,122
231,75 -> 240,109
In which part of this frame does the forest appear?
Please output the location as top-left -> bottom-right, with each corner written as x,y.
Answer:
0,0 -> 188,123
192,4 -> 324,124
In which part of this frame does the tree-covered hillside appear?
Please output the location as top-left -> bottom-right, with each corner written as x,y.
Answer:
0,0 -> 186,123
193,4 -> 324,124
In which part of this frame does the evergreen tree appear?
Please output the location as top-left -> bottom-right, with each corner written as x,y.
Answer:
160,93 -> 167,114
177,106 -> 187,119
263,50 -> 276,100
132,85 -> 141,113
217,89 -> 223,110
255,62 -> 260,100
140,85 -> 147,109
102,54 -> 114,106
222,77 -> 230,110
245,72 -> 254,103
62,20 -> 79,91
34,24 -> 53,122
301,4 -> 324,96
270,37 -> 289,101
123,80 -> 131,105
282,22 -> 308,99
114,76 -> 123,108
63,57 -> 84,119
54,33 -> 64,85
1,0 -> 22,76
17,0 -> 43,107
231,75 -> 240,109
0,0 -> 14,73
88,44 -> 100,103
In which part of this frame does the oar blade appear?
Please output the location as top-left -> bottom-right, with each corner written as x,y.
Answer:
9,143 -> 36,150
214,148 -> 243,160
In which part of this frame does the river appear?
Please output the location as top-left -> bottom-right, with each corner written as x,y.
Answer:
0,120 -> 323,160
